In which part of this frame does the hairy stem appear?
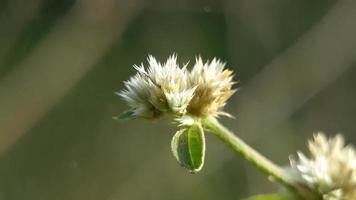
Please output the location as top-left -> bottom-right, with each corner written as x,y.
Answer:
202,117 -> 299,195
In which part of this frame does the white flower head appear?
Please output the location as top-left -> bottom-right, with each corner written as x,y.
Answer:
187,57 -> 236,117
118,71 -> 163,119
118,54 -> 236,120
289,133 -> 356,200
118,54 -> 195,119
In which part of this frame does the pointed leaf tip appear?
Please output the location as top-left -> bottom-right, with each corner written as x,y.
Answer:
113,110 -> 136,121
171,124 -> 205,173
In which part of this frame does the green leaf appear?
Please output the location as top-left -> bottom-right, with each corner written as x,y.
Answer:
245,194 -> 289,200
113,110 -> 136,121
171,124 -> 205,173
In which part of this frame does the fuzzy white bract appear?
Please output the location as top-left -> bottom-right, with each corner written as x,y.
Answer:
289,133 -> 356,200
188,57 -> 236,117
118,54 -> 236,120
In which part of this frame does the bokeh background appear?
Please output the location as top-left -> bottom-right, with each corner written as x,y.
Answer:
0,0 -> 356,199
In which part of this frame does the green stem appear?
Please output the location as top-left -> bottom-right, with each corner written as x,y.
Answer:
202,117 -> 297,193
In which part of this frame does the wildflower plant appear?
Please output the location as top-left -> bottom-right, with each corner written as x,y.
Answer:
117,54 -> 238,171
116,54 -> 356,200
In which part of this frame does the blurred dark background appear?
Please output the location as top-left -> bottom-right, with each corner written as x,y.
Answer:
0,0 -> 356,199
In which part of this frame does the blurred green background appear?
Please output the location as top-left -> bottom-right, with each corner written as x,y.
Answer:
0,0 -> 356,199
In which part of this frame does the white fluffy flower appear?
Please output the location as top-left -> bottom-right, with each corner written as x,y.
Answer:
289,133 -> 356,200
118,55 -> 195,119
118,55 -> 236,120
187,57 -> 236,117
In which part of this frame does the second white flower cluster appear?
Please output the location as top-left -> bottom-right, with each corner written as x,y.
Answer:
289,133 -> 356,200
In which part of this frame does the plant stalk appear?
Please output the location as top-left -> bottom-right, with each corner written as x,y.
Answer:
202,117 -> 298,194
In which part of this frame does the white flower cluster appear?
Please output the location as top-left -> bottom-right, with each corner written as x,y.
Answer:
118,54 -> 236,120
289,133 -> 356,200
